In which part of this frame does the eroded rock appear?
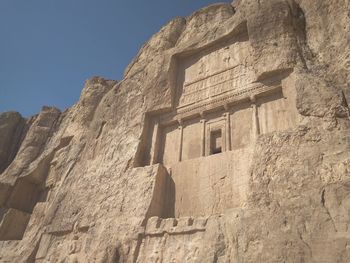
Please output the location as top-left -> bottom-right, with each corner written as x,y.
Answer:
0,0 -> 349,262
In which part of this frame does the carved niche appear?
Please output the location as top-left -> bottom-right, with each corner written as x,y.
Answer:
135,26 -> 299,217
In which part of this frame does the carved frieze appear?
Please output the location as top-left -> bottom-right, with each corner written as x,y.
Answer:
179,65 -> 251,108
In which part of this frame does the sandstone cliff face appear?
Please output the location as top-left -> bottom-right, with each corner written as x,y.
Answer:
0,112 -> 26,174
0,1 -> 349,262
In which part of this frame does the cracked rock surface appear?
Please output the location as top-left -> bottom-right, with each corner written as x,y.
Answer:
0,0 -> 350,262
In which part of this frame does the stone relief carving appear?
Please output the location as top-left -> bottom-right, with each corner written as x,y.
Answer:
135,216 -> 208,263
135,31 -> 299,219
179,65 -> 251,108
144,216 -> 207,236
35,222 -> 89,263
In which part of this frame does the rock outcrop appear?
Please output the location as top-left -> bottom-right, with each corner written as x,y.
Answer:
0,0 -> 349,262
0,112 -> 26,174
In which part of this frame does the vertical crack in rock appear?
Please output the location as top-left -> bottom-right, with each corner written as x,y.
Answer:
321,188 -> 338,232
96,121 -> 107,140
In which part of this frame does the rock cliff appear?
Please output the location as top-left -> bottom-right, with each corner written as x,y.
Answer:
0,0 -> 349,262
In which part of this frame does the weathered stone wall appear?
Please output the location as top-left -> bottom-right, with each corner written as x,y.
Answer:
0,0 -> 349,262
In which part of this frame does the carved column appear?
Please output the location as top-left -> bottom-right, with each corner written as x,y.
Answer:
200,119 -> 206,157
178,120 -> 183,162
251,95 -> 260,139
151,120 -> 160,165
223,112 -> 231,152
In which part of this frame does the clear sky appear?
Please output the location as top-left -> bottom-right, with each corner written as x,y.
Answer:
0,0 -> 232,117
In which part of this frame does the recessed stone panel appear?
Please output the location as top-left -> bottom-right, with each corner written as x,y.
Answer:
171,149 -> 252,217
257,88 -> 298,134
182,118 -> 202,161
176,34 -> 254,110
231,102 -> 254,150
159,124 -> 180,168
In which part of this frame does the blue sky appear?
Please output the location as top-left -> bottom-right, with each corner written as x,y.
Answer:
0,0 -> 231,117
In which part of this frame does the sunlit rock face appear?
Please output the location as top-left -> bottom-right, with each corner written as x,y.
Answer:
1,1 -> 350,262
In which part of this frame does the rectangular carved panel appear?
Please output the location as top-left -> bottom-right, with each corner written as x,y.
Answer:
159,124 -> 180,167
176,35 -> 254,110
171,149 -> 252,217
179,65 -> 251,108
230,102 -> 253,150
182,118 -> 202,161
257,90 -> 297,134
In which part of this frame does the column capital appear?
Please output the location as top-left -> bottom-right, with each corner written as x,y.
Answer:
250,95 -> 257,103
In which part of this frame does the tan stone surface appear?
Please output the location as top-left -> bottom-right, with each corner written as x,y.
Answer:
0,112 -> 26,174
0,0 -> 350,262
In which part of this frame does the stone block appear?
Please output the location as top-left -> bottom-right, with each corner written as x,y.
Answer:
193,217 -> 208,229
160,218 -> 177,232
0,208 -> 31,240
35,234 -> 52,260
145,216 -> 161,234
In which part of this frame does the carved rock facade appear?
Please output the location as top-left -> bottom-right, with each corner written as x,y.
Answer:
0,0 -> 350,262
